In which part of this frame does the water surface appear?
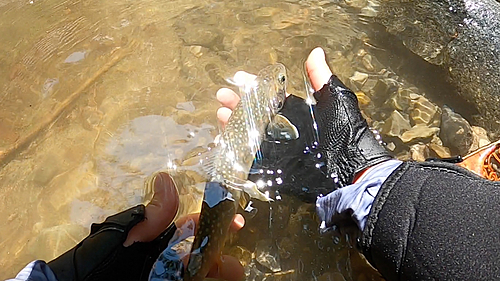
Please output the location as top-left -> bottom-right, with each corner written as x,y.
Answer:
0,0 -> 484,279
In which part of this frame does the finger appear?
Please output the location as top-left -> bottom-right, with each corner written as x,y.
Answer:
124,173 -> 179,246
217,107 -> 233,127
229,214 -> 245,232
306,47 -> 333,91
175,213 -> 245,233
217,88 -> 240,110
206,255 -> 245,281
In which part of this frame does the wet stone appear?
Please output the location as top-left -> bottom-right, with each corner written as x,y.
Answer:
349,71 -> 369,89
470,126 -> 491,152
345,0 -> 368,9
381,110 -> 411,137
386,142 -> 396,151
399,124 -> 439,143
428,143 -> 451,158
440,106 -> 474,155
361,76 -> 378,93
362,54 -> 375,71
410,143 -> 429,162
255,240 -> 281,272
387,88 -> 412,111
409,96 -> 439,126
228,246 -> 253,267
355,91 -> 371,107
371,78 -> 398,106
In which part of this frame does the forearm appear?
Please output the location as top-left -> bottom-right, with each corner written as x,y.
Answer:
361,161 -> 500,281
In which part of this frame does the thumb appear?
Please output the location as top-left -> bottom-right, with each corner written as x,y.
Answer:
124,172 -> 179,246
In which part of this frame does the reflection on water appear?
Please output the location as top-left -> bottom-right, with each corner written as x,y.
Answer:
0,0 -> 493,279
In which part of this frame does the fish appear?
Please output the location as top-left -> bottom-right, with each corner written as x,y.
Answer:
183,63 -> 298,281
373,0 -> 500,132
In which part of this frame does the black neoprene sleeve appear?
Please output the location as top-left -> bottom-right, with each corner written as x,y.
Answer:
360,161 -> 500,280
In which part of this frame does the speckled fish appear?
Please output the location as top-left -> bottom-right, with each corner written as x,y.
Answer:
184,63 -> 298,281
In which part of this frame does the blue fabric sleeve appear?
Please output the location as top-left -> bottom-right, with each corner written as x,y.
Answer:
316,160 -> 402,231
6,260 -> 58,281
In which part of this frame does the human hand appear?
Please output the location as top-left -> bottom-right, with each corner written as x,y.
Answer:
218,48 -> 391,189
48,172 -> 244,281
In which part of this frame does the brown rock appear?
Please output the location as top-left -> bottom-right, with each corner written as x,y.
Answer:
381,110 -> 411,137
469,126 -> 491,152
440,106 -> 473,155
410,143 -> 429,162
400,125 -> 439,143
410,96 -> 439,126
428,143 -> 451,158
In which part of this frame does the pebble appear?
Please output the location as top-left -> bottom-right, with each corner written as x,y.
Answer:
386,88 -> 411,111
228,246 -> 253,267
362,54 -> 375,71
410,143 -> 429,162
255,240 -> 281,272
399,124 -> 439,143
345,0 -> 368,8
440,106 -> 474,155
189,45 -> 203,57
355,91 -> 371,106
381,110 -> 411,137
349,71 -> 369,89
410,96 -> 439,126
470,126 -> 491,152
428,143 -> 451,158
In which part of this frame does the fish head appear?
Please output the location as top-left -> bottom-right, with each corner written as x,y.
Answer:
258,63 -> 287,115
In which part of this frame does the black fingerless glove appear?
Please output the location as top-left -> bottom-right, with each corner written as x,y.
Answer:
48,205 -> 176,281
313,75 -> 392,188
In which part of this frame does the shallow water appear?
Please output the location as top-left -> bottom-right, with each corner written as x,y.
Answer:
0,0 -> 491,279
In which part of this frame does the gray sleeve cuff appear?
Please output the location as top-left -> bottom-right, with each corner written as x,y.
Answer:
316,160 -> 402,231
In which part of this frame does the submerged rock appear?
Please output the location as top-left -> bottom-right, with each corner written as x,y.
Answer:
428,143 -> 452,158
440,106 -> 474,156
400,124 -> 439,143
410,96 -> 439,126
255,240 -> 281,272
375,0 -> 500,132
381,110 -> 411,137
470,126 -> 491,153
410,143 -> 429,162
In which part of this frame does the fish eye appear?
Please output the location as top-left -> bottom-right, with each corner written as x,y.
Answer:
278,74 -> 286,84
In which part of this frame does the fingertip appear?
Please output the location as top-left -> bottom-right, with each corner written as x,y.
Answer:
230,214 -> 245,232
306,47 -> 333,91
217,107 -> 232,127
217,88 -> 240,109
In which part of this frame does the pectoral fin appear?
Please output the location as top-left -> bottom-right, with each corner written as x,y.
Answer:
266,114 -> 299,141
